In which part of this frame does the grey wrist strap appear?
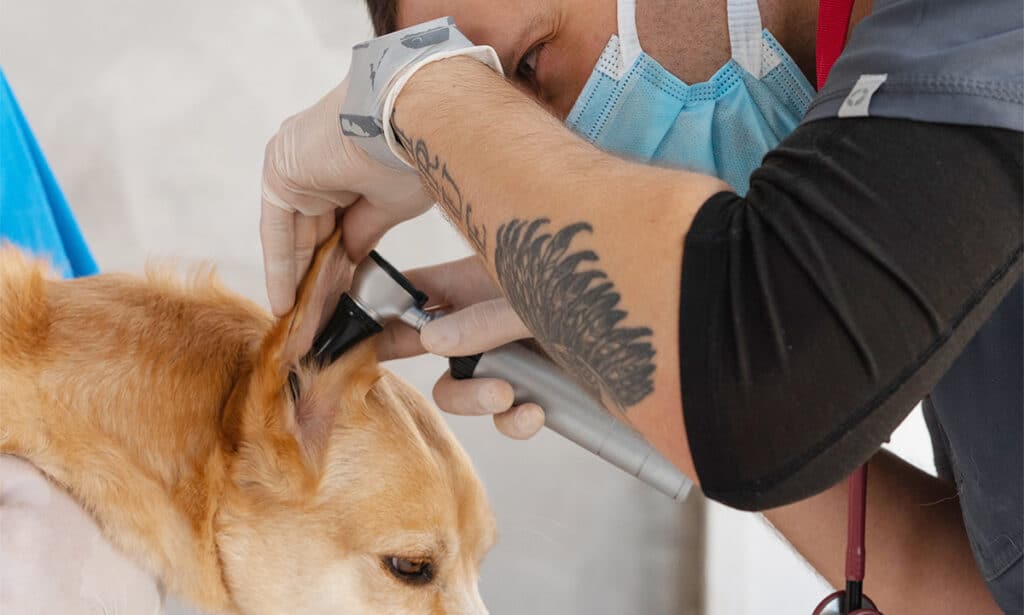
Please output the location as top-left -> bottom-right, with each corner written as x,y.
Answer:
341,17 -> 501,169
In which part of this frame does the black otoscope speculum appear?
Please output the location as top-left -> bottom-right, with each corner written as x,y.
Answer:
307,251 -> 429,366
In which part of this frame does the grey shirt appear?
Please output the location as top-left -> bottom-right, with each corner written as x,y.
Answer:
804,0 -> 1024,130
925,282 -> 1022,612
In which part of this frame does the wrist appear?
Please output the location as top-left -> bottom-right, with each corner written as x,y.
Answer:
392,56 -> 503,139
386,53 -> 502,167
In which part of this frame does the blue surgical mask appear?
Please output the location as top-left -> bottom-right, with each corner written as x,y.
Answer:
566,0 -> 815,194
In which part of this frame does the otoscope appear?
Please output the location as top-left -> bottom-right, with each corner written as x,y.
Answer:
310,251 -> 692,502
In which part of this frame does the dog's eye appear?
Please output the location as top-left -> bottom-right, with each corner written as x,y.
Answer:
385,556 -> 433,585
287,371 -> 300,401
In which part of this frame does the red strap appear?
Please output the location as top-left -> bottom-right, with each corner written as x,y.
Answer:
818,0 -> 873,595
816,0 -> 858,89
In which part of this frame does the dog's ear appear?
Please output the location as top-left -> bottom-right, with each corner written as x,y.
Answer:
280,228 -> 353,366
225,229 -> 379,498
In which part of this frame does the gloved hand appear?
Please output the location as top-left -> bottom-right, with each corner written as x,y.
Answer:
261,76 -> 431,316
378,256 -> 547,440
260,17 -> 502,315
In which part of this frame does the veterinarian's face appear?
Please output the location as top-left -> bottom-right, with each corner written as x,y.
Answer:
218,368 -> 495,615
398,0 -> 616,118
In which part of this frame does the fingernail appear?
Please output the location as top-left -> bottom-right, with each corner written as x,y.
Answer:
422,321 -> 459,353
514,407 -> 544,435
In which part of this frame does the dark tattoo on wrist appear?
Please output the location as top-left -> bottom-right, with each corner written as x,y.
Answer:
392,124 -> 488,254
495,218 -> 656,411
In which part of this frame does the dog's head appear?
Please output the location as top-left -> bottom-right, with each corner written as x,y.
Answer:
217,231 -> 495,615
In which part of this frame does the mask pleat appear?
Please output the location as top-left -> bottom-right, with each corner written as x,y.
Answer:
565,30 -> 817,195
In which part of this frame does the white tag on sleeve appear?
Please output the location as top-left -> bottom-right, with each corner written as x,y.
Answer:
838,74 -> 888,118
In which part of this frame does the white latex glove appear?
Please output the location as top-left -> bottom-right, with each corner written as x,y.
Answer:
378,257 -> 547,440
260,17 -> 501,316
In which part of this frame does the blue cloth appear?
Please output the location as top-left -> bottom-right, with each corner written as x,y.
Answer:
0,68 -> 98,278
924,280 -> 1023,613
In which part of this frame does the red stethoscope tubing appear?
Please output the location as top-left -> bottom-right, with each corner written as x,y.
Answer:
846,465 -> 868,585
811,466 -> 877,615
812,1 -> 883,613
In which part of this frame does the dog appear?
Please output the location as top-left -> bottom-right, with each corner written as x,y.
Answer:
0,231 -> 495,614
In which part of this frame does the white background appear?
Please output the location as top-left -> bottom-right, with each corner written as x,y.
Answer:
2,1 -> 935,612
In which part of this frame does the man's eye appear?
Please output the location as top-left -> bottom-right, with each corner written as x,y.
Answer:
385,556 -> 434,585
517,45 -> 541,80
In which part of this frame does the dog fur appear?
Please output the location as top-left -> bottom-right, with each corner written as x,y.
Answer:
0,233 -> 495,614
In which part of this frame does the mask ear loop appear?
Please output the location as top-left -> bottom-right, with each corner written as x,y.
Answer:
616,0 -> 644,71
620,0 -> 765,78
727,0 -> 765,77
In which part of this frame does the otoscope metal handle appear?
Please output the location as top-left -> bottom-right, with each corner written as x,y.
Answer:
450,342 -> 692,502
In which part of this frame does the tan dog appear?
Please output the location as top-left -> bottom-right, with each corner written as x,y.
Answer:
0,232 -> 495,615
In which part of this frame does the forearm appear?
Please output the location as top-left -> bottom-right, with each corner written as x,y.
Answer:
392,56 -> 727,479
764,450 -> 1000,614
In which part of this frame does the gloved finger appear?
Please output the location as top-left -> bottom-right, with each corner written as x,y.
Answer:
493,403 -> 545,440
262,182 -> 353,219
432,371 -> 515,416
261,134 -> 359,217
420,298 -> 531,356
402,256 -> 503,309
261,199 -> 297,316
293,212 -> 320,286
315,210 -> 336,247
340,197 -> 422,262
376,320 -> 426,361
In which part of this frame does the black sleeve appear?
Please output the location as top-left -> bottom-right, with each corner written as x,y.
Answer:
678,117 -> 1022,511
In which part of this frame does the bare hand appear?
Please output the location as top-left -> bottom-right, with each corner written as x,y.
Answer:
377,256 -> 546,439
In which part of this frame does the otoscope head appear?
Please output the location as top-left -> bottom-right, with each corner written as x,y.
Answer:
307,251 -> 428,366
349,252 -> 429,324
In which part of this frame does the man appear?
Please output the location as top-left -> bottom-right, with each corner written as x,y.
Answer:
260,0 -> 1022,611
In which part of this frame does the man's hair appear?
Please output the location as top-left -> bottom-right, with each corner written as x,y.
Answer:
365,0 -> 399,36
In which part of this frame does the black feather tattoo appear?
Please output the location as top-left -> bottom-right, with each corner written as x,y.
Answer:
389,124 -> 656,410
495,218 -> 656,410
